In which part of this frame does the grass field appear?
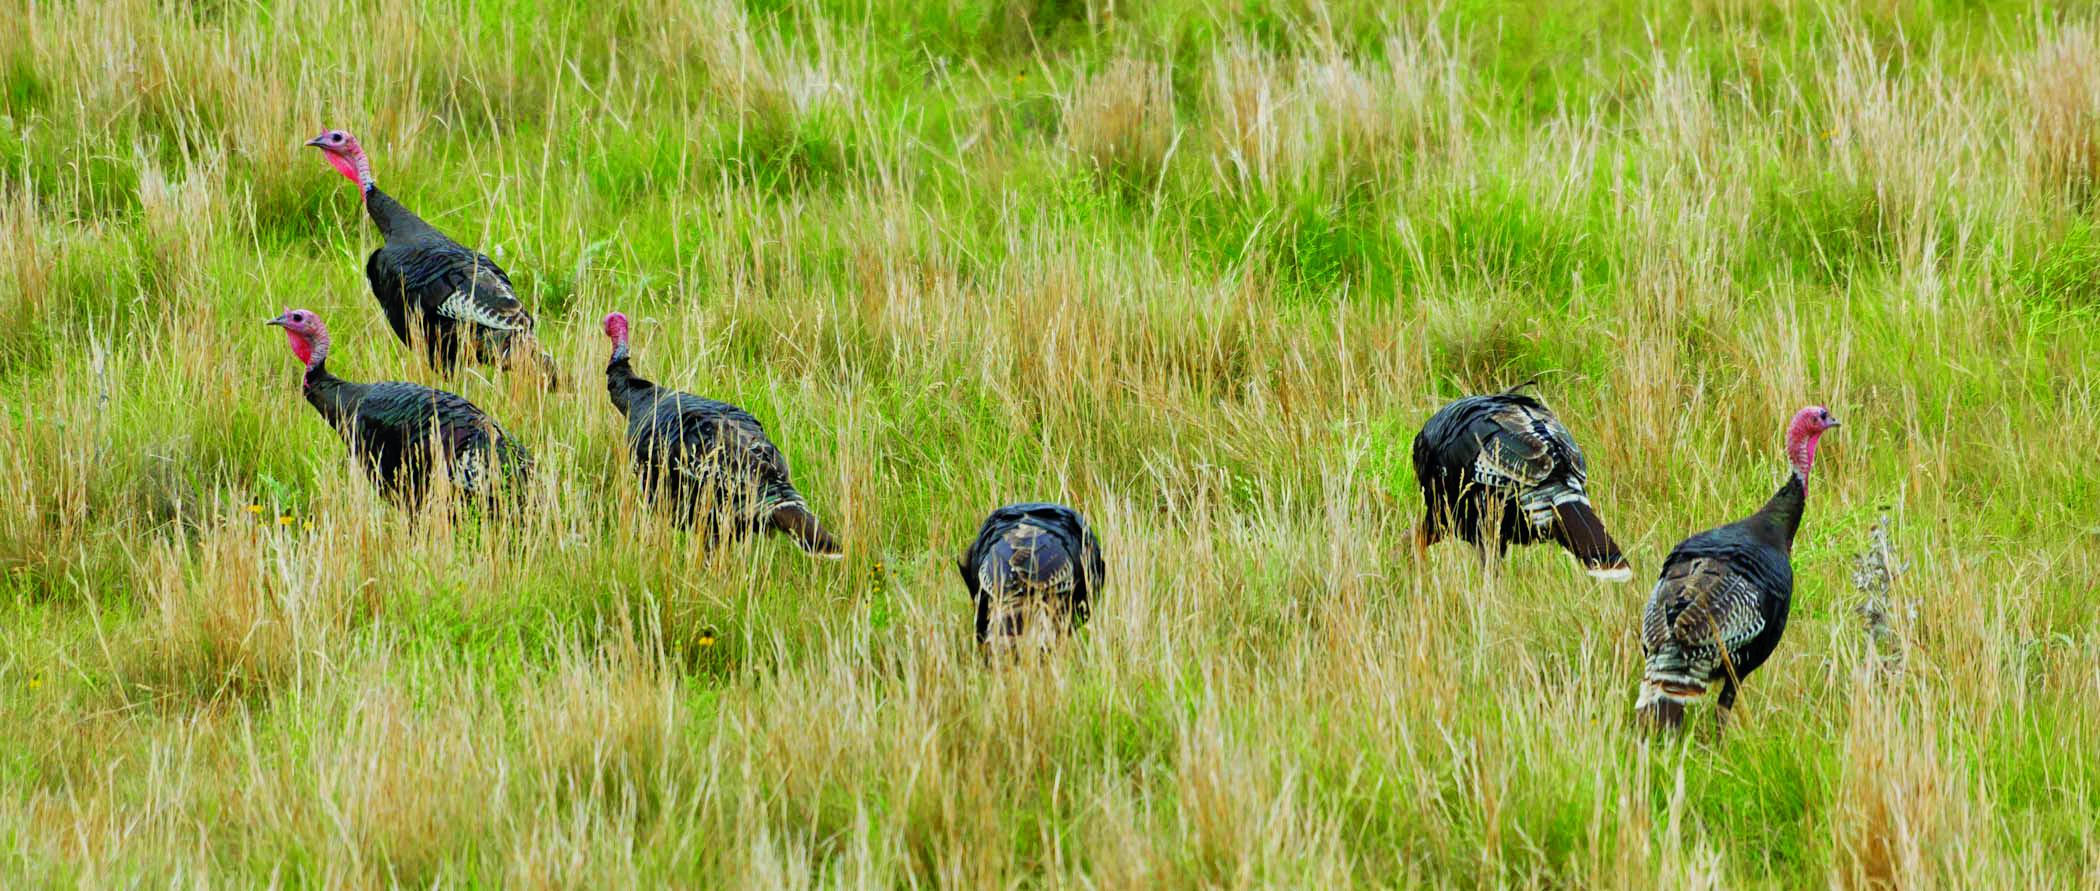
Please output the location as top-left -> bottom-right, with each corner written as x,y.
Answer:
4,0 -> 2100,885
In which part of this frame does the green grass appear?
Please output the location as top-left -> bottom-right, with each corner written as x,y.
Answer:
2,0 -> 2099,886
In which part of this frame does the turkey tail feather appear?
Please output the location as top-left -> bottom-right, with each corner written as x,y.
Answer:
981,596 -> 1058,664
502,332 -> 563,392
531,347 -> 562,392
1636,677 -> 1704,732
1551,498 -> 1630,582
769,502 -> 842,558
1637,697 -> 1686,732
1635,679 -> 1688,731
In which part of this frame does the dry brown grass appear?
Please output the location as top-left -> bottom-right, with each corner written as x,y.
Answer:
1065,56 -> 1177,193
1203,29 -> 1456,198
2022,23 -> 2100,202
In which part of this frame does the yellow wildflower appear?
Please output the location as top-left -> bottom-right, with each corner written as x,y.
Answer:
247,505 -> 263,514
278,516 -> 294,526
302,521 -> 314,531
27,678 -> 40,690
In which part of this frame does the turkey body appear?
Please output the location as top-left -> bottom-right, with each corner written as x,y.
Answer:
361,188 -> 555,384
1411,388 -> 1629,579
605,353 -> 839,555
1636,475 -> 1804,729
958,503 -> 1105,657
302,361 -> 534,508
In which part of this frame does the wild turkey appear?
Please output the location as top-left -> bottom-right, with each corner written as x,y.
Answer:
957,503 -> 1105,659
1635,405 -> 1842,731
1411,384 -> 1630,580
601,312 -> 840,556
305,128 -> 560,388
265,308 -> 533,509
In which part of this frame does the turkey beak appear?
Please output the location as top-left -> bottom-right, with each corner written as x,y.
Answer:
1827,417 -> 1842,427
264,317 -> 286,327
303,136 -> 326,148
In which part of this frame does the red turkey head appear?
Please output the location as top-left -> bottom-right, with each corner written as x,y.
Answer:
1785,405 -> 1841,478
305,129 -> 373,190
603,311 -> 631,361
266,308 -> 331,370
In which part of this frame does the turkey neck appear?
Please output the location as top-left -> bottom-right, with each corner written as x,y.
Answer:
301,360 -> 366,428
605,354 -> 657,417
1746,472 -> 1808,553
363,186 -> 439,242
